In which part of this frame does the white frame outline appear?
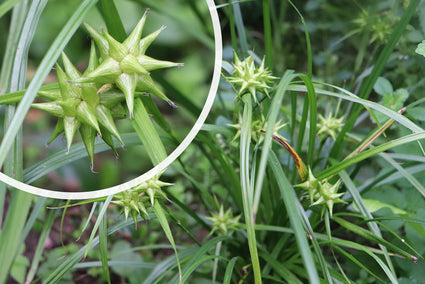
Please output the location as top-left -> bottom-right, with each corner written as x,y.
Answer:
0,0 -> 222,200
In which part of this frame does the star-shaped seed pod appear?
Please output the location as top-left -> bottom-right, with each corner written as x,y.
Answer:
32,44 -> 125,171
296,168 -> 345,217
78,9 -> 182,117
227,52 -> 277,103
317,112 -> 344,140
112,175 -> 172,227
228,114 -> 286,144
206,206 -> 241,236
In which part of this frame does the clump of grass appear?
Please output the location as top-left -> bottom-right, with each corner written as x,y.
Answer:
1,0 -> 425,283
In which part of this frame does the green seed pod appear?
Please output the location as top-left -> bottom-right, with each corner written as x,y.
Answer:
228,52 -> 277,103
47,119 -> 64,145
64,116 -> 80,152
95,104 -> 123,145
38,89 -> 61,100
112,175 -> 172,226
296,168 -> 345,217
137,55 -> 182,71
33,47 -> 128,167
82,9 -> 182,116
84,23 -> 109,60
79,123 -> 96,171
207,206 -> 241,236
76,101 -> 101,134
32,102 -> 64,117
99,125 -> 119,157
139,26 -> 164,54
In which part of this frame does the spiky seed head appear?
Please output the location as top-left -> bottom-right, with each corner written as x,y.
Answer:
82,10 -> 182,116
228,52 -> 277,103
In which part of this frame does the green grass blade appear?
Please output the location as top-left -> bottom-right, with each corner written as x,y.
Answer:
268,151 -> 320,283
20,197 -> 47,242
231,0 -> 248,53
158,199 -> 201,246
331,246 -> 386,283
84,195 -> 113,258
324,238 -> 398,283
298,75 -> 317,165
333,216 -> 417,262
378,152 -> 425,198
227,0 -> 238,51
144,247 -> 198,284
0,83 -> 60,105
164,184 -> 211,230
170,236 -> 228,283
77,202 -> 98,241
132,98 -> 167,165
260,252 -> 303,283
338,169 -> 395,277
262,0 -> 272,68
223,257 -> 238,284
25,200 -> 59,283
297,206 -> 333,283
0,0 -> 22,19
239,95 -> 262,283
296,92 -> 309,167
97,0 -> 126,41
289,83 -> 424,133
253,70 -> 296,214
317,132 -> 425,180
99,205 -> 111,284
181,255 -> 226,283
153,201 -> 182,283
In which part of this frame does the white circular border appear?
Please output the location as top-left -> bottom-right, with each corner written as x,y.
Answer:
0,0 -> 222,200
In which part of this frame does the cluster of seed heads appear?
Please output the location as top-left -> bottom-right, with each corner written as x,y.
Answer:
112,175 -> 171,226
33,9 -> 182,171
296,168 -> 345,217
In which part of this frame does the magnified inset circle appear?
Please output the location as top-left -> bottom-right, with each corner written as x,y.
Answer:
0,0 -> 222,199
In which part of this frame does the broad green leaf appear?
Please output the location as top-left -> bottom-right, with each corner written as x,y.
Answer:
373,77 -> 393,96
415,40 -> 425,57
352,199 -> 407,215
407,106 -> 425,121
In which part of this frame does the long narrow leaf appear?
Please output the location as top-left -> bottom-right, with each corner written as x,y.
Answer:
153,201 -> 182,283
84,195 -> 113,258
317,132 -> 425,180
268,151 -> 320,283
253,70 -> 296,214
99,205 -> 111,284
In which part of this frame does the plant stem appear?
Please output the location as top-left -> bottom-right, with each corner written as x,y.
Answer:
240,95 -> 262,283
262,0 -> 273,69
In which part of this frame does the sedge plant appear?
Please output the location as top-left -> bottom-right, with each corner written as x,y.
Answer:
2,0 -> 425,283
